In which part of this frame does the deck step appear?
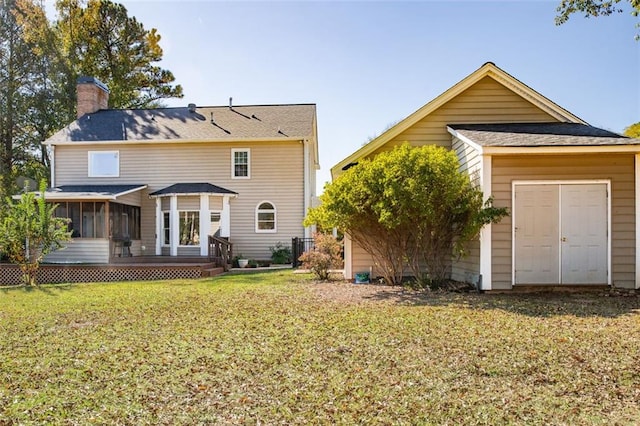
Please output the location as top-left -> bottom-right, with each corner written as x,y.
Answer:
201,267 -> 225,278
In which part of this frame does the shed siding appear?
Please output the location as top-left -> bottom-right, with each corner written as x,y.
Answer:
491,154 -> 635,289
372,77 -> 557,157
350,239 -> 379,280
450,135 -> 482,283
54,140 -> 305,260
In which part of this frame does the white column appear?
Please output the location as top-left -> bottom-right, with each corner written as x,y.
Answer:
479,154 -> 492,291
200,194 -> 210,256
155,197 -> 162,255
635,154 -> 640,289
221,195 -> 231,237
170,195 -> 178,257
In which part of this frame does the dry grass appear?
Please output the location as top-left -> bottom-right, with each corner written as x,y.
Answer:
1,270 -> 639,424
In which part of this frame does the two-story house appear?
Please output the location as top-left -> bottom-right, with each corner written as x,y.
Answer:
42,77 -> 318,264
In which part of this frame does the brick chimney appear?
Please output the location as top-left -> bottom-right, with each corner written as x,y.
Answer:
76,76 -> 109,118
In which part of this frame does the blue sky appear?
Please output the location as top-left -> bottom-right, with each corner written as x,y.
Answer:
47,1 -> 640,193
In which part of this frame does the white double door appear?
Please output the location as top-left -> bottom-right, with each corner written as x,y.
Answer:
514,182 -> 609,285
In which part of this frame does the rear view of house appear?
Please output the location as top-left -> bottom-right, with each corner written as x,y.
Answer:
43,77 -> 319,265
333,62 -> 640,291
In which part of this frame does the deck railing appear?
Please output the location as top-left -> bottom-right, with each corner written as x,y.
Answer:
208,236 -> 233,271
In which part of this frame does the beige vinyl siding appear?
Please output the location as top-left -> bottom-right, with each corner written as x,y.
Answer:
209,197 -> 223,210
44,239 -> 110,263
178,196 -> 199,211
450,136 -> 482,283
491,154 -> 635,290
350,239 -> 379,280
178,247 -> 200,256
451,239 -> 480,285
54,140 -> 304,260
371,77 -> 558,158
452,136 -> 481,184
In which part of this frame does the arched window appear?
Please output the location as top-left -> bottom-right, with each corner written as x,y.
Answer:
256,201 -> 276,233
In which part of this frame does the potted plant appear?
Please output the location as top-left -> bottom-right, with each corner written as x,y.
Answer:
237,254 -> 249,268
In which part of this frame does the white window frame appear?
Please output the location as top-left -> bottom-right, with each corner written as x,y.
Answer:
231,148 -> 250,179
162,211 -> 170,247
255,201 -> 276,233
88,151 -> 120,177
178,210 -> 200,246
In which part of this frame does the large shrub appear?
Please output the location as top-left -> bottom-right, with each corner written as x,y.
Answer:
0,181 -> 71,285
306,144 -> 507,286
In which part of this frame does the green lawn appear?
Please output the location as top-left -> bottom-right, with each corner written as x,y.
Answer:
1,271 -> 639,424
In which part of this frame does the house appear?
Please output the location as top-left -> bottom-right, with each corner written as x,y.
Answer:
42,77 -> 319,265
332,62 -> 640,291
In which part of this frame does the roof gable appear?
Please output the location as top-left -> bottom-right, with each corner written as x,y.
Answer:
331,62 -> 586,177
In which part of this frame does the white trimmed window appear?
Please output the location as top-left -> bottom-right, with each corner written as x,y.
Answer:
232,148 -> 250,179
162,212 -> 170,246
88,151 -> 119,177
256,201 -> 276,233
179,211 -> 200,245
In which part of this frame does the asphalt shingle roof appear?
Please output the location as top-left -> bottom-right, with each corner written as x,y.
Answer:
149,183 -> 237,196
51,184 -> 146,195
47,104 -> 316,143
449,123 -> 635,147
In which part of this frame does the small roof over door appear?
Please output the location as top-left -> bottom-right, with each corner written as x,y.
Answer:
149,183 -> 237,198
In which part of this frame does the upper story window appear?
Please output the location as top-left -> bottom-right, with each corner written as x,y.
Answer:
232,148 -> 250,179
256,201 -> 276,233
88,151 -> 119,177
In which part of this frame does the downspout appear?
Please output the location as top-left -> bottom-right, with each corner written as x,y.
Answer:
303,138 -> 311,238
50,145 -> 55,187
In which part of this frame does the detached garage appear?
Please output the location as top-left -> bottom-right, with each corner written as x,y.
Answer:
332,63 -> 640,291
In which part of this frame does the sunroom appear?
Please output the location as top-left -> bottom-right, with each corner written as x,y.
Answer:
41,184 -> 147,263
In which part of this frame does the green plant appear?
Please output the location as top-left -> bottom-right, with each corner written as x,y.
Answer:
298,233 -> 342,280
305,144 -> 507,285
0,181 -> 71,285
269,241 -> 292,264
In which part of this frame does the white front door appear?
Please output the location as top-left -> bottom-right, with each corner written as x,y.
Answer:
514,183 -> 608,285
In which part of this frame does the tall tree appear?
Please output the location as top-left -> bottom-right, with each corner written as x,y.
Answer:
0,0 -> 183,198
0,0 -> 39,198
624,122 -> 640,138
55,0 -> 183,109
556,0 -> 640,38
13,0 -> 71,179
